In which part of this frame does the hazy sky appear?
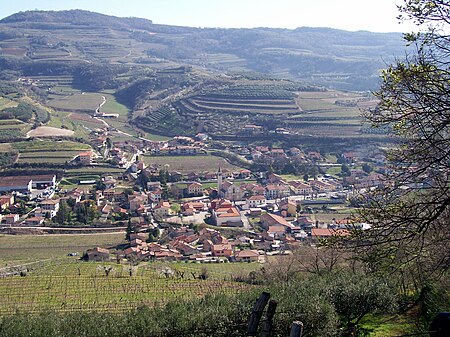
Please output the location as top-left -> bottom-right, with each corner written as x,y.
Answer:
0,0 -> 418,33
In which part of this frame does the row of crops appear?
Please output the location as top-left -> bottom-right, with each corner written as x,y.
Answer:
12,140 -> 91,165
0,259 -> 255,315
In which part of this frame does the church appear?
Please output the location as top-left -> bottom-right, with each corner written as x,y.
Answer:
217,166 -> 245,201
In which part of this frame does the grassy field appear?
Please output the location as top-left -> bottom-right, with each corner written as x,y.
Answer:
143,132 -> 171,141
0,233 -> 127,267
142,155 -> 240,172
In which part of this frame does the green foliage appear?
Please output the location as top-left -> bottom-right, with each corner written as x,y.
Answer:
1,103 -> 32,122
0,152 -> 17,167
73,63 -> 125,91
75,200 -> 98,225
54,200 -> 72,224
324,272 -> 397,327
0,292 -> 257,337
361,163 -> 372,174
355,0 -> 450,288
0,128 -> 23,140
416,282 -> 450,333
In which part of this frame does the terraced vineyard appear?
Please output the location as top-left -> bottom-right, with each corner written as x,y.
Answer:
0,259 -> 256,315
12,140 -> 91,165
0,119 -> 31,140
138,82 -> 377,140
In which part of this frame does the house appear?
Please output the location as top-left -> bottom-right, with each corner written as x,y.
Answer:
103,189 -> 126,202
213,207 -> 242,227
0,195 -> 14,210
153,201 -> 171,217
23,216 -> 45,226
246,195 -> 266,209
288,181 -> 313,195
123,246 -> 141,257
250,185 -> 266,196
235,249 -> 259,262
267,173 -> 285,184
243,124 -> 263,134
249,208 -> 262,216
1,214 -> 19,224
38,199 -> 60,219
211,244 -> 233,257
181,201 -> 206,215
260,213 -> 296,231
308,151 -> 323,161
30,174 -> 57,189
265,184 -> 291,199
129,193 -> 148,212
296,216 -> 315,230
62,188 -> 84,203
309,180 -> 335,192
86,247 -> 110,261
187,182 -> 203,196
341,152 -> 356,163
129,233 -> 147,241
239,169 -> 252,178
267,225 -> 286,238
210,198 -> 232,210
270,148 -> 286,159
78,151 -> 94,165
148,188 -> 162,202
311,228 -> 350,242
170,240 -> 198,256
278,199 -> 297,217
103,176 -> 117,189
39,199 -> 60,213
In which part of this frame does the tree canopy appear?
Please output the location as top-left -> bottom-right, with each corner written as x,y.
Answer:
353,0 -> 450,285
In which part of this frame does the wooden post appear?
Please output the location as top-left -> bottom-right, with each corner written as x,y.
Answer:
289,321 -> 304,337
260,299 -> 278,337
247,292 -> 270,336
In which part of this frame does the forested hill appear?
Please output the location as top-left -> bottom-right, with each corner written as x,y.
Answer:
0,10 -> 154,30
0,10 -> 407,91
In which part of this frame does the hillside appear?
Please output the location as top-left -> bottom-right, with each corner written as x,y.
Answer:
0,9 -> 399,146
0,9 -> 407,91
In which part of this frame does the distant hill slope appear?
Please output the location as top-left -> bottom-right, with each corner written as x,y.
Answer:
0,9 -> 153,30
0,10 -> 407,91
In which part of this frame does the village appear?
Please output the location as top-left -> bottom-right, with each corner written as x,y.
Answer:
0,128 -> 390,264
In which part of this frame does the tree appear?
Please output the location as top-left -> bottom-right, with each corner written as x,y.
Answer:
325,272 -> 397,333
353,0 -> 450,285
54,200 -> 71,224
125,219 -> 134,241
361,163 -> 373,174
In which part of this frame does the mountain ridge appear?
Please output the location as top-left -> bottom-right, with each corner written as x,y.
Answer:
0,9 -> 408,90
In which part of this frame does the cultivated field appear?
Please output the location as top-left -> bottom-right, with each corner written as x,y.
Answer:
0,233 -> 126,267
142,155 -> 240,172
11,140 -> 91,165
0,257 -> 258,315
47,92 -> 104,112
12,140 -> 91,152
